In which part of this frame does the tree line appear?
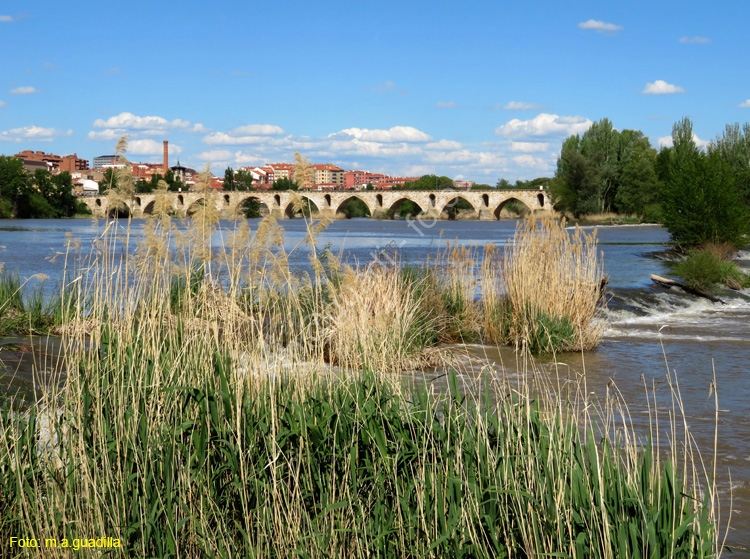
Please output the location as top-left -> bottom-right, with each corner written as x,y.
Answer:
0,156 -> 88,218
549,117 -> 750,248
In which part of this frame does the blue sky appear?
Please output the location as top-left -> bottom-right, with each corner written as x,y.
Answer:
2,0 -> 749,183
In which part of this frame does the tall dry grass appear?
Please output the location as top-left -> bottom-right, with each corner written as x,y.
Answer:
500,216 -> 605,353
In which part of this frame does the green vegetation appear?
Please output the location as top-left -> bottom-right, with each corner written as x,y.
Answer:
240,197 -> 263,218
551,116 -> 750,248
397,174 -> 454,190
270,177 -> 299,190
337,197 -> 371,218
0,157 -> 81,218
0,358 -> 719,558
671,245 -> 750,290
659,118 -> 750,248
496,177 -> 549,190
551,118 -> 661,218
223,166 -> 255,191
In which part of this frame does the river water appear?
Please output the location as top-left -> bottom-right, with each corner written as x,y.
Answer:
1,217 -> 749,553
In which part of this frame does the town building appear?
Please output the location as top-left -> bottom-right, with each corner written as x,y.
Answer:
93,155 -> 117,170
14,150 -> 89,173
313,164 -> 345,187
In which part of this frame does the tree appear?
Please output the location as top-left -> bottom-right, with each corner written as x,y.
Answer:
711,122 -> 750,205
613,130 -> 661,217
660,117 -> 749,247
0,156 -> 28,217
100,168 -> 118,193
224,167 -> 236,191
399,174 -> 454,190
271,177 -> 298,191
235,169 -> 254,191
552,135 -> 602,216
496,178 -> 512,189
552,118 -> 662,217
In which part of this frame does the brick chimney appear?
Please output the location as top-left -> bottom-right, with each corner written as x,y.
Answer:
163,140 -> 169,173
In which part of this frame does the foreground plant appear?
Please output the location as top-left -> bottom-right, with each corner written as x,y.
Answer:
498,217 -> 605,353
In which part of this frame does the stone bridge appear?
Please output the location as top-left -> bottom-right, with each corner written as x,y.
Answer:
78,188 -> 553,220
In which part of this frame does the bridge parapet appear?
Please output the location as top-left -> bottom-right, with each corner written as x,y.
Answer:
77,189 -> 554,220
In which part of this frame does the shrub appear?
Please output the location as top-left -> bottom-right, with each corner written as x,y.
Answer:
672,248 -> 749,290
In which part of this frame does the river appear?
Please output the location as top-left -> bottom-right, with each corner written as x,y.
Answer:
1,217 -> 749,553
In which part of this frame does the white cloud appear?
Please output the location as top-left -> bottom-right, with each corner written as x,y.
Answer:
104,67 -> 124,75
231,124 -> 285,136
0,15 -> 14,22
513,154 -> 549,168
739,99 -> 750,108
504,101 -> 547,111
92,112 -> 207,134
658,133 -> 708,149
0,101 -> 6,108
642,80 -> 686,95
0,125 -> 72,142
578,19 -> 623,33
202,132 -> 271,145
436,101 -> 456,108
128,139 -> 183,156
333,126 -> 433,143
425,139 -> 462,150
195,149 -> 234,162
42,62 -> 57,70
87,129 -> 129,142
509,141 -> 550,153
10,86 -> 39,95
679,36 -> 711,44
495,113 -> 592,139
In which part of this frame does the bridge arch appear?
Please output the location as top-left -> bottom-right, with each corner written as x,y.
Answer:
186,198 -> 206,217
493,197 -> 531,219
283,196 -> 320,218
387,197 -> 424,218
236,195 -> 269,218
335,195 -> 373,218
142,200 -> 155,215
439,195 -> 479,219
108,204 -> 130,218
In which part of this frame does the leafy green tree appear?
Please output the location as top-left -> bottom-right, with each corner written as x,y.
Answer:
711,122 -> 750,205
224,167 -> 236,191
552,135 -> 602,216
100,168 -> 118,194
50,172 -> 78,216
399,175 -> 454,190
496,178 -> 512,189
271,177 -> 298,191
242,198 -> 262,218
552,118 -> 662,217
235,169 -> 254,191
0,156 -> 29,216
613,130 -> 661,216
660,117 -> 749,247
